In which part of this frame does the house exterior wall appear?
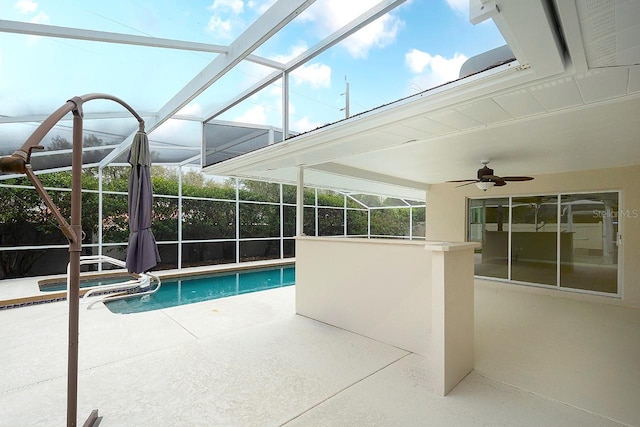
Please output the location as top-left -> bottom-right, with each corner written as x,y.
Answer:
426,165 -> 640,308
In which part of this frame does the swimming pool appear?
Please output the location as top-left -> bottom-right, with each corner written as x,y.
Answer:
39,274 -> 138,292
105,265 -> 295,314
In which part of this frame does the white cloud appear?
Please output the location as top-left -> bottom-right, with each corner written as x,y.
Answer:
234,105 -> 267,125
291,116 -> 322,133
301,0 -> 404,59
178,103 -> 203,117
273,43 -> 332,89
206,0 -> 248,40
446,0 -> 467,15
248,0 -> 276,14
405,49 -> 468,90
209,0 -> 244,15
343,14 -> 402,59
291,63 -> 331,89
31,11 -> 49,24
14,0 -> 38,14
405,49 -> 432,73
272,42 -> 307,64
151,118 -> 201,145
207,15 -> 233,40
24,11 -> 49,44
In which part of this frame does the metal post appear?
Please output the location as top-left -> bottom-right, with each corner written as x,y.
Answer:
282,72 -> 289,139
97,168 -> 103,271
67,102 -> 84,427
296,167 -> 304,236
343,194 -> 347,236
345,79 -> 350,118
314,188 -> 318,236
279,183 -> 284,258
341,77 -> 350,119
235,177 -> 240,263
178,165 -> 183,269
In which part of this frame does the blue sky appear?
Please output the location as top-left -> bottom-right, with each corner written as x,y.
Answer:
1,0 -> 505,143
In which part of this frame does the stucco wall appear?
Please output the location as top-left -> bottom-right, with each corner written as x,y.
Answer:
295,237 -> 432,355
426,165 -> 640,308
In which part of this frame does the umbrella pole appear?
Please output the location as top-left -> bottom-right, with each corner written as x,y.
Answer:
0,93 -> 145,426
67,105 -> 84,427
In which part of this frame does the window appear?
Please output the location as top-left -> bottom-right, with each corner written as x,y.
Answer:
468,192 -> 620,295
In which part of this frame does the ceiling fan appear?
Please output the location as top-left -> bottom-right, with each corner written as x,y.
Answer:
448,160 -> 534,191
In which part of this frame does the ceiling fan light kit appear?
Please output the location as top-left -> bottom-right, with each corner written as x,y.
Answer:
476,181 -> 496,191
448,160 -> 534,191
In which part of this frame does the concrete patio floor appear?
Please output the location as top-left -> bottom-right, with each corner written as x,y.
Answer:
0,279 -> 638,426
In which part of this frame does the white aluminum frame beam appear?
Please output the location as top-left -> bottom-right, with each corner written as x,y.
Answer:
99,0 -> 316,168
0,19 -> 285,70
0,111 -> 155,124
0,112 -> 209,125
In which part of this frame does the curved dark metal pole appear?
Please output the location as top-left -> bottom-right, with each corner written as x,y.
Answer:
68,103 -> 83,427
0,94 -> 145,427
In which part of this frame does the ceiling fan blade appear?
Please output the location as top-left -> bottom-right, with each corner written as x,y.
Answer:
455,181 -> 479,188
501,176 -> 534,181
493,180 -> 506,186
447,179 -> 477,183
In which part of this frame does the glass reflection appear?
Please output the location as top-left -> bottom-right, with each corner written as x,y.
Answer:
468,198 -> 510,279
510,196 -> 558,285
560,193 -> 618,293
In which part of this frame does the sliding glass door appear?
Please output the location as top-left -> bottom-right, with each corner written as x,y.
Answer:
468,192 -> 619,295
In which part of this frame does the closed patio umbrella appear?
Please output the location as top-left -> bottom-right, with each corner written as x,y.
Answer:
126,131 -> 160,273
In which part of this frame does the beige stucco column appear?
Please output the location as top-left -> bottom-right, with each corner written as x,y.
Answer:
427,242 -> 478,395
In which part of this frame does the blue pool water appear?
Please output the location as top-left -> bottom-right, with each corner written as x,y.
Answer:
105,266 -> 295,314
40,275 -> 138,292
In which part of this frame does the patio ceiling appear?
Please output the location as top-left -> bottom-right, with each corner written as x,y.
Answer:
204,0 -> 640,200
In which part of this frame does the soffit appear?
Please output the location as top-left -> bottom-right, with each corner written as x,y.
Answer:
576,0 -> 640,68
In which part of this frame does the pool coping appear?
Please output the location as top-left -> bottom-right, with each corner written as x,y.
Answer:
0,258 -> 295,310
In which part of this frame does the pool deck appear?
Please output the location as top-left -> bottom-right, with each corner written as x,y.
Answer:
0,272 -> 639,426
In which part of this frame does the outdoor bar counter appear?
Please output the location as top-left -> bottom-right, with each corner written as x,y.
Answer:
295,236 -> 479,395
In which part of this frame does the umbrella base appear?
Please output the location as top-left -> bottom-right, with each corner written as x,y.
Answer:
82,409 -> 101,427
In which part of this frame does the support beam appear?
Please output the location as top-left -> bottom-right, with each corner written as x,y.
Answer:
489,0 -> 565,76
282,71 -> 290,140
0,111 -> 155,124
0,19 -> 284,70
553,0 -> 589,73
296,166 -> 304,236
